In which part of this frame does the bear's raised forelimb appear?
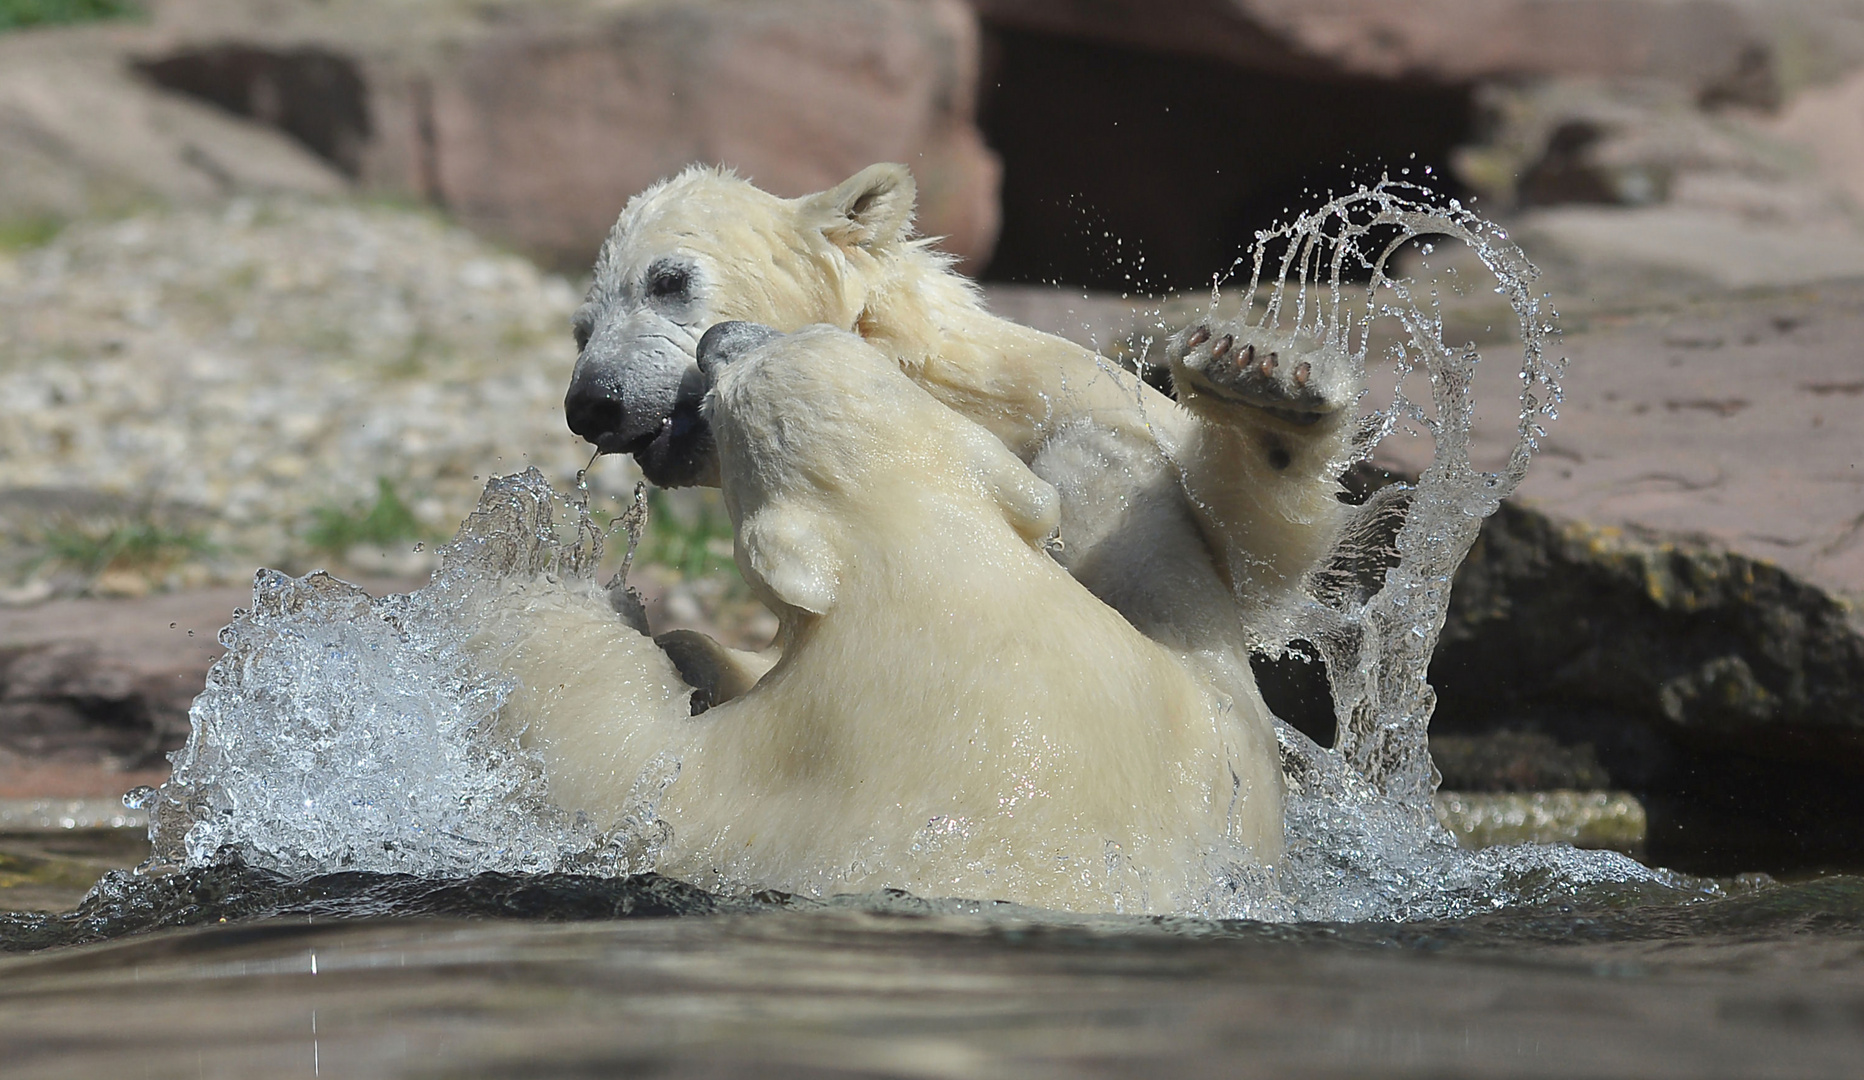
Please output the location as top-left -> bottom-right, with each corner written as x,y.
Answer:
1165,319 -> 1358,615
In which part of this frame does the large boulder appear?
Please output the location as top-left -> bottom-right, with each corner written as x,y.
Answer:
0,24 -> 346,226
129,0 -> 1001,271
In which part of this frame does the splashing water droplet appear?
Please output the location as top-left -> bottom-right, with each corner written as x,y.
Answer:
1176,178 -> 1626,920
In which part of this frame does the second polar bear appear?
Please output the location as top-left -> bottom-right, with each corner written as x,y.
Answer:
477,322 -> 1283,912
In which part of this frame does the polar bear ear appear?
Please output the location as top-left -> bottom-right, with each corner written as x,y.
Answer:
807,164 -> 917,251
739,505 -> 842,616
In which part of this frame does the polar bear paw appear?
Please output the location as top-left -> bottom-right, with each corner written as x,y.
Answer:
1167,321 -> 1355,427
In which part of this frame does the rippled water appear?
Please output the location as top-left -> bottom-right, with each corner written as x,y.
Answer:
1,858 -> 1860,1077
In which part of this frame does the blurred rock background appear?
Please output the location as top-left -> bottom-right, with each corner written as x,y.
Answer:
0,0 -> 1861,876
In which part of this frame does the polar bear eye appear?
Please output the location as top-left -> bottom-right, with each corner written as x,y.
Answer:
646,262 -> 692,303
571,314 -> 594,352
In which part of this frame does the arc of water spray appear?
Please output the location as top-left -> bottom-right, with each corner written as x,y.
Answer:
1225,180 -> 1564,824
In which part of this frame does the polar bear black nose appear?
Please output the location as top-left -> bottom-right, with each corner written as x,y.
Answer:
563,376 -> 644,454
696,321 -> 780,383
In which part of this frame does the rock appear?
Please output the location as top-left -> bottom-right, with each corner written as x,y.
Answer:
970,0 -> 1772,92
131,0 -> 1001,271
0,23 -> 347,227
1506,284 -> 1864,614
1437,503 -> 1864,756
0,588 -> 243,778
1432,790 -> 1648,856
1772,66 -> 1864,213
1437,75 -> 1864,287
1452,79 -> 1840,213
1368,281 -> 1864,873
0,579 -> 417,797
1518,206 -> 1864,290
1430,500 -> 1864,873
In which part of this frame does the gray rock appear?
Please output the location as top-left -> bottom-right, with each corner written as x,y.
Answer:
1430,500 -> 1864,873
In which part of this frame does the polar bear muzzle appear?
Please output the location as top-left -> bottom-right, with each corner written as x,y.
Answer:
565,312 -> 716,488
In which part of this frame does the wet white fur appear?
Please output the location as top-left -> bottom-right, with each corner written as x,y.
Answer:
582,163 -> 1355,702
472,327 -> 1283,912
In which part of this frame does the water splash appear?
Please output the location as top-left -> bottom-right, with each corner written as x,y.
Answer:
139,472 -> 670,879
1176,179 -> 1653,921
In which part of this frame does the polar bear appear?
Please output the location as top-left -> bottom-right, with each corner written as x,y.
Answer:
563,164 -> 1358,711
476,322 -> 1282,912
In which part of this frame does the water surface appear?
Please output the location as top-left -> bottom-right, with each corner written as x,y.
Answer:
0,865 -> 1858,1078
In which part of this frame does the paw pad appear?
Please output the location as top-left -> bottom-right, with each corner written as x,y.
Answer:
1167,320 -> 1350,425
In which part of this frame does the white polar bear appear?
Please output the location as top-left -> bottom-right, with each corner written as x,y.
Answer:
562,163 -> 1359,716
475,322 -> 1282,913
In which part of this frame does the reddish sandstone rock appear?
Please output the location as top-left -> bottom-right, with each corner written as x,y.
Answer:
132,0 -> 1001,272
0,588 -> 240,795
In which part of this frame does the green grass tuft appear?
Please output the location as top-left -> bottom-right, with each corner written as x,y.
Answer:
305,477 -> 431,555
637,488 -> 737,580
0,0 -> 140,31
36,517 -> 214,576
0,216 -> 64,251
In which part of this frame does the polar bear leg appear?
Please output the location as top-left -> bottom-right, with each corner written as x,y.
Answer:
655,629 -> 777,712
1032,418 -> 1246,656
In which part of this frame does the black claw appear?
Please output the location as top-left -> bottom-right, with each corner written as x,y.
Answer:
1186,326 -> 1210,350
1213,334 -> 1233,358
1293,360 -> 1311,387
1259,351 -> 1277,376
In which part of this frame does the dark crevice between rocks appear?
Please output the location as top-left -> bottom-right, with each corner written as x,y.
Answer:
974,24 -> 1475,292
1256,492 -> 1864,877
134,46 -> 372,178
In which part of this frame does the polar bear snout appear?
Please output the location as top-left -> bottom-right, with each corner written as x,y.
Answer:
696,321 -> 781,384
565,311 -> 717,486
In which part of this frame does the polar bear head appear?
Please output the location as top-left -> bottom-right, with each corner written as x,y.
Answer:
694,320 -> 1059,622
565,164 -> 933,488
